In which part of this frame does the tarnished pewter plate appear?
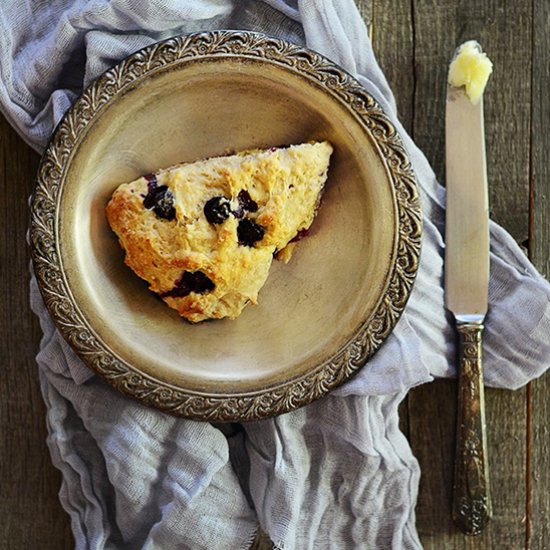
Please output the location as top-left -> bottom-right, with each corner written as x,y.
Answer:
30,31 -> 421,421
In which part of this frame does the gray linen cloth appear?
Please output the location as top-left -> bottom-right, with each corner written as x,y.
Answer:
2,0 -> 549,548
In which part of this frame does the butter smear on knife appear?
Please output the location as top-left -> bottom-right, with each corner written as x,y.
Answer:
448,41 -> 493,104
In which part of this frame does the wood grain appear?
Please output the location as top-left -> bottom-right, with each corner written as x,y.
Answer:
355,0 -> 373,28
529,0 -> 550,547
0,115 -> 73,549
370,0 -> 414,133
371,0 -> 533,548
530,1 -> 550,277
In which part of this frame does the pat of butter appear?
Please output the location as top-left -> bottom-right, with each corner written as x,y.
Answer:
448,41 -> 493,104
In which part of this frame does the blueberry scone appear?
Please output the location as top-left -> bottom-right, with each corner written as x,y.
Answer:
106,141 -> 333,322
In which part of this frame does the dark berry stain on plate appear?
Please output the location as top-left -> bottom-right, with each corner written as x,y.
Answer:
142,174 -> 176,221
159,271 -> 215,298
290,228 -> 310,243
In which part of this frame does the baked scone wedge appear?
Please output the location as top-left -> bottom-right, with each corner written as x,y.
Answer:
106,141 -> 333,322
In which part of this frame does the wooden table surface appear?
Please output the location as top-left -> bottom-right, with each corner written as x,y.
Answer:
1,1 -> 548,548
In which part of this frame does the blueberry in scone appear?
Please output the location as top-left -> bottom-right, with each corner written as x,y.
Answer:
203,196 -> 231,224
105,141 -> 333,322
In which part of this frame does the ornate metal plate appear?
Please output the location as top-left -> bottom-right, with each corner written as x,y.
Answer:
30,31 -> 421,421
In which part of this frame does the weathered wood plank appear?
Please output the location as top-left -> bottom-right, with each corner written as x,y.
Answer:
411,0 -> 532,244
370,0 -> 414,143
528,0 -> 550,548
369,0 -> 532,547
355,0 -> 373,29
0,115 -> 73,549
530,2 -> 550,278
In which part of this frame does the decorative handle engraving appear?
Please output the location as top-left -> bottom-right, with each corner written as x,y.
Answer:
452,322 -> 492,535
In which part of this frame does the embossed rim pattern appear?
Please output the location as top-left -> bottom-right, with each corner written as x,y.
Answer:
30,31 -> 422,421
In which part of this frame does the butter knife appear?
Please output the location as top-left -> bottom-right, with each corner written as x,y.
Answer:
445,42 -> 493,535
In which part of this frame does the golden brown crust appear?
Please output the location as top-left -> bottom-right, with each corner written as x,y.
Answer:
106,141 -> 333,322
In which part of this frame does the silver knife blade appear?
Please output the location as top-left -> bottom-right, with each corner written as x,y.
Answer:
445,42 -> 493,536
444,85 -> 489,321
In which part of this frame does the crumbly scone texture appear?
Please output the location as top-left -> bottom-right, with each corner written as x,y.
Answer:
106,141 -> 333,322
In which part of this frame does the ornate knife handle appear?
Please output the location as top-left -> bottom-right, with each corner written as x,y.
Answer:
452,321 -> 493,535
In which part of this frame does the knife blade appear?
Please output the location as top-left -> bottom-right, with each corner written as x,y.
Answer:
445,41 -> 493,536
